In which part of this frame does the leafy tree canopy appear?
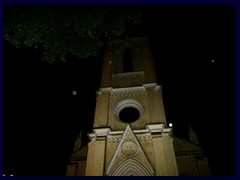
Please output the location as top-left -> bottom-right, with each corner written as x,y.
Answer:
4,5 -> 142,63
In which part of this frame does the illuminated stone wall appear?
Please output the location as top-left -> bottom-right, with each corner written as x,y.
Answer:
68,37 -> 179,176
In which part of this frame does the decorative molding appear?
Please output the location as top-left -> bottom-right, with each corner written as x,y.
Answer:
88,128 -> 111,140
110,86 -> 146,97
133,129 -> 149,133
111,71 -> 145,88
108,158 -> 153,176
163,128 -> 172,135
109,131 -> 124,135
136,133 -> 152,142
146,124 -> 165,133
96,83 -> 162,97
111,91 -> 145,98
106,125 -> 155,176
107,135 -> 122,143
96,87 -> 112,96
121,141 -> 138,157
88,124 -> 172,140
107,133 -> 152,143
93,128 -> 111,136
143,83 -> 161,91
96,85 -> 155,97
112,71 -> 144,78
114,99 -> 144,122
146,124 -> 172,136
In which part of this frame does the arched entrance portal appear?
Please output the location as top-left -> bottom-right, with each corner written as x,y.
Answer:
109,158 -> 154,176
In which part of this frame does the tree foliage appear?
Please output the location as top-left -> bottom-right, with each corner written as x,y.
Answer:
4,5 -> 142,63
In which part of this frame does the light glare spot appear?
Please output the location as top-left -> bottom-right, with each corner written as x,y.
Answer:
169,123 -> 173,127
211,59 -> 215,63
72,91 -> 77,96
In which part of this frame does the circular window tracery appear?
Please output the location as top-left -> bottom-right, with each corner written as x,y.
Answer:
119,107 -> 139,123
114,99 -> 143,123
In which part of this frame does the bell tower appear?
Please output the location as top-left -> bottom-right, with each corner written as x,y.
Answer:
85,37 -> 179,176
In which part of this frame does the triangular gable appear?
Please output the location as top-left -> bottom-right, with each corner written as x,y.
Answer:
106,124 -> 155,176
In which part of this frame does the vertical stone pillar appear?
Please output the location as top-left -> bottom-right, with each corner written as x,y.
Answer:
152,135 -> 178,176
85,138 -> 106,176
145,84 -> 167,124
147,124 -> 178,176
162,135 -> 179,175
85,128 -> 110,176
93,88 -> 111,128
152,135 -> 168,176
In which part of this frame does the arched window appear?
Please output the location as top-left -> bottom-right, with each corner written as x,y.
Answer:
123,47 -> 133,72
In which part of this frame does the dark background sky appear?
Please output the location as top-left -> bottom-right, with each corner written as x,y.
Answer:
3,5 -> 235,176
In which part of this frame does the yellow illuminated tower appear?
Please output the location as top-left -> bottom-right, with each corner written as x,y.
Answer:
84,37 -> 178,176
66,36 -> 212,176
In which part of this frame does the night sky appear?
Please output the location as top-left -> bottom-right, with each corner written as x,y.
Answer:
3,5 -> 235,176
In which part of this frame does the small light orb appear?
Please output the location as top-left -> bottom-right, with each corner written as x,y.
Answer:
211,59 -> 215,63
72,91 -> 77,96
3,174 -> 6,176
169,123 -> 173,127
10,174 -> 14,176
109,61 -> 112,65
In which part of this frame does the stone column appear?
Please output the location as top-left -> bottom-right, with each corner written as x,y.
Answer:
144,84 -> 167,124
85,128 -> 110,176
93,88 -> 111,128
162,135 -> 179,176
147,124 -> 178,176
152,135 -> 168,175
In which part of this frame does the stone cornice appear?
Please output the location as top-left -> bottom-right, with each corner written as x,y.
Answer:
112,71 -> 144,78
110,87 -> 146,97
146,124 -> 172,136
143,83 -> 161,91
88,128 -> 111,139
88,123 -> 172,140
96,87 -> 112,96
96,83 -> 162,96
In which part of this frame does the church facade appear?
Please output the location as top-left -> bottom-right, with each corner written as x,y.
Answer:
66,37 -> 210,176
